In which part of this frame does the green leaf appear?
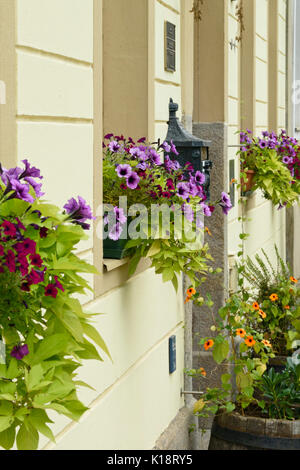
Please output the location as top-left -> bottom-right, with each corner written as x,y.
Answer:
162,267 -> 175,283
28,410 -> 55,443
0,416 -> 14,433
31,334 -> 70,365
213,342 -> 229,364
0,401 -> 13,416
26,364 -> 45,392
16,421 -> 39,450
0,426 -> 15,450
128,254 -> 141,277
147,240 -> 161,257
82,323 -> 111,360
6,358 -> 20,380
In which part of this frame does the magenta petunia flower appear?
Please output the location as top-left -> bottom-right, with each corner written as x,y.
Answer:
11,344 -> 29,360
45,284 -> 58,298
54,276 -> 65,292
1,221 -> 17,238
194,171 -> 205,185
5,250 -> 16,273
15,238 -> 36,256
29,253 -> 43,268
0,245 -> 4,256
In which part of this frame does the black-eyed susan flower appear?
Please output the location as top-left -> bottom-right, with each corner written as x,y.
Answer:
199,367 -> 207,377
252,302 -> 260,311
262,339 -> 272,348
290,276 -> 298,284
236,328 -> 246,338
245,336 -> 256,347
204,339 -> 214,351
259,309 -> 267,319
269,293 -> 278,302
187,287 -> 196,297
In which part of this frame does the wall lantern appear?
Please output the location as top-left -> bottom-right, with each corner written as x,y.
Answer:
165,98 -> 213,199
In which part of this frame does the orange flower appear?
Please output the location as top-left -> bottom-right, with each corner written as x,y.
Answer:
269,293 -> 278,302
204,339 -> 214,351
284,305 -> 290,310
259,309 -> 267,319
236,328 -> 246,338
262,339 -> 272,348
184,297 -> 191,304
230,178 -> 237,186
199,367 -> 207,377
252,302 -> 260,311
290,276 -> 298,284
204,227 -> 212,236
187,287 -> 196,297
245,336 -> 256,347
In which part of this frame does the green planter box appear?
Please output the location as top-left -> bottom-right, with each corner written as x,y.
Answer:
103,236 -> 129,259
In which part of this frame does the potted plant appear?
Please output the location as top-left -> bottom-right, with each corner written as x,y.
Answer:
189,245 -> 300,450
240,246 -> 300,369
102,134 -> 232,299
0,160 -> 109,450
238,129 -> 300,207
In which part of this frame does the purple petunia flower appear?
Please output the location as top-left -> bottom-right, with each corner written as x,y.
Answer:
129,147 -> 142,159
108,140 -> 121,153
21,159 -> 43,179
282,156 -> 293,165
114,207 -> 127,224
194,171 -> 205,185
182,204 -> 194,222
258,140 -> 268,149
24,177 -> 44,198
162,141 -> 171,153
116,164 -> 132,178
177,182 -> 189,200
219,192 -> 232,215
104,133 -> 114,140
149,149 -> 162,166
109,222 -> 123,241
64,196 -> 95,230
201,203 -> 212,217
1,167 -> 22,186
11,180 -> 35,203
126,172 -> 140,190
11,344 -> 29,360
170,140 -> 179,156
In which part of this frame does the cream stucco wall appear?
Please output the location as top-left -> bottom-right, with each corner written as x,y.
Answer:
227,0 -> 286,268
0,0 -> 186,450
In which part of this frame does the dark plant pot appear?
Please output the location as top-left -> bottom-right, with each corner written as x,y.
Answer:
209,412 -> 300,450
241,170 -> 255,193
103,237 -> 129,259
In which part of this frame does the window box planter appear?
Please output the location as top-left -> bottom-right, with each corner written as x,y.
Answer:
241,169 -> 255,193
209,412 -> 300,450
103,236 -> 129,259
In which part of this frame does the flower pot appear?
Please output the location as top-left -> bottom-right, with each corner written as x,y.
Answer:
103,237 -> 129,259
209,412 -> 300,450
241,170 -> 255,193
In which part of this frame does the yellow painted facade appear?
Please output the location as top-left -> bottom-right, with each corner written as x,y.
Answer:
0,0 -> 290,450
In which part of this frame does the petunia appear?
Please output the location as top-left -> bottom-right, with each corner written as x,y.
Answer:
108,140 -> 121,153
109,222 -> 123,241
15,238 -> 36,255
11,180 -> 34,203
194,171 -> 205,185
5,250 -> 16,273
126,172 -> 140,190
1,220 -> 17,238
24,177 -> 44,198
114,207 -> 127,224
116,164 -> 132,179
11,344 -> 29,360
21,159 -> 42,179
219,192 -> 232,215
201,203 -> 212,217
177,183 -> 189,200
170,140 -> 179,156
45,284 -> 58,298
54,275 -> 65,292
29,253 -> 43,268
162,141 -> 171,153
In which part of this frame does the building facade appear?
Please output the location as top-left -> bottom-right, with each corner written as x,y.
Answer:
0,0 -> 294,450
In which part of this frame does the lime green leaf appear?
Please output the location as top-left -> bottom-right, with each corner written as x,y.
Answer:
0,416 -> 14,433
0,426 -> 15,450
31,334 -> 70,365
213,342 -> 229,364
16,421 -> 39,450
82,323 -> 111,360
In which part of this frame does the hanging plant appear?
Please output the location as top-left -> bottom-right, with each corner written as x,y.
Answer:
237,129 -> 300,207
0,160 -> 109,450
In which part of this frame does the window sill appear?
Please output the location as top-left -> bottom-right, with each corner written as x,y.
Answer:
103,257 -> 129,272
100,257 -> 151,295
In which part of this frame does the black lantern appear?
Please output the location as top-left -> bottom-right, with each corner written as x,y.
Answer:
165,98 -> 213,199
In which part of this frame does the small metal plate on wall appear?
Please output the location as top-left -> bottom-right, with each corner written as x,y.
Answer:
165,21 -> 176,72
169,335 -> 176,374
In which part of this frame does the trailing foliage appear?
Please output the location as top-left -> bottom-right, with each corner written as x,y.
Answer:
0,160 -> 108,450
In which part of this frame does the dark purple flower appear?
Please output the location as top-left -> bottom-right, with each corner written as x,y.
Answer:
104,133 -> 114,140
126,172 -> 140,190
114,207 -> 127,224
1,221 -> 17,238
258,140 -> 268,149
29,253 -> 43,268
11,344 -> 29,360
54,275 -> 65,292
116,164 -> 132,178
5,250 -> 16,273
137,137 -> 146,143
15,238 -> 36,255
170,140 -> 179,156
149,149 -> 162,166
